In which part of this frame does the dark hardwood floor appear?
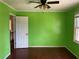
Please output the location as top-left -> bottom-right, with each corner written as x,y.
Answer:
7,47 -> 76,59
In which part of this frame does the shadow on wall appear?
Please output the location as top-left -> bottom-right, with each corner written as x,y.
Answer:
66,3 -> 79,12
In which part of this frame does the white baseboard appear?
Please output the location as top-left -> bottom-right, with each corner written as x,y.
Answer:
65,46 -> 79,59
3,53 -> 10,59
29,46 -> 65,48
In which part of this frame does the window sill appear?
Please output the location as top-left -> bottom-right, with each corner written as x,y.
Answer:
74,40 -> 79,44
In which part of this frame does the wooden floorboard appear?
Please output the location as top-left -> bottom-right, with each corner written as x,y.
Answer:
7,47 -> 76,59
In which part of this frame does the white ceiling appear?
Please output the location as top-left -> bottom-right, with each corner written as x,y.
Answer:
2,0 -> 79,12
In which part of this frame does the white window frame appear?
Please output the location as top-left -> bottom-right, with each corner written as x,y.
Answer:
74,16 -> 79,44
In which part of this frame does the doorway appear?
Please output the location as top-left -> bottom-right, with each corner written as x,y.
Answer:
9,15 -> 15,53
9,16 -> 28,53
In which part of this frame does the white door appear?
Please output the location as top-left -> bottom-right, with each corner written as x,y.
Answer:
16,16 -> 28,48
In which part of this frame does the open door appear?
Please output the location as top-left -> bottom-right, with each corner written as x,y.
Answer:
15,16 -> 28,48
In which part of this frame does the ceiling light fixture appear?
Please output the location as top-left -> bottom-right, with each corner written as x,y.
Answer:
29,0 -> 59,9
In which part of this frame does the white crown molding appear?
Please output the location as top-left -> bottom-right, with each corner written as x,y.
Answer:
0,0 -> 16,11
16,10 -> 65,12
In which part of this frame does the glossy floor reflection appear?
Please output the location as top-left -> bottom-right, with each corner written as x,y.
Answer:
7,48 -> 76,59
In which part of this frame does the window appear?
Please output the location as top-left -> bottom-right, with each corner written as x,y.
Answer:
74,16 -> 79,44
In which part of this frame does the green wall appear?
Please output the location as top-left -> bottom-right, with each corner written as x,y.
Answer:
0,2 -> 15,59
64,4 -> 79,58
0,0 -> 79,58
16,12 -> 66,46
0,1 -> 67,58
